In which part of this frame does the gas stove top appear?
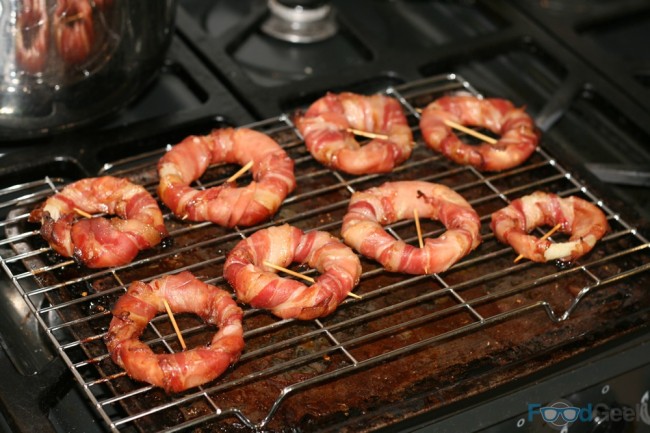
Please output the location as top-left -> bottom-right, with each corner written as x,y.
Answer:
4,0 -> 649,218
0,1 -> 649,432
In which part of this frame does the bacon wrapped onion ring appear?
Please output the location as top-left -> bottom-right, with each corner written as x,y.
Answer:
16,0 -> 49,74
490,191 -> 609,263
105,272 -> 244,393
341,181 -> 481,275
294,92 -> 414,175
28,176 -> 168,268
158,127 -> 296,228
54,0 -> 94,65
224,224 -> 362,320
419,95 -> 539,171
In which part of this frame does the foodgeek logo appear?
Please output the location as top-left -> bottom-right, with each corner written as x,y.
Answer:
528,399 -> 590,430
527,393 -> 650,431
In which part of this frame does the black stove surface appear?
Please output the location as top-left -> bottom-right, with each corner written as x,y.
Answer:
0,1 -> 649,432
1,1 -> 648,219
515,0 -> 650,113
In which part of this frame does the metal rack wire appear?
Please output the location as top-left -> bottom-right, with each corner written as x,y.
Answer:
0,74 -> 649,432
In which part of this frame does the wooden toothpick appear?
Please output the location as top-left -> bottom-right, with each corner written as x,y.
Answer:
347,127 -> 417,147
73,207 -> 94,219
347,128 -> 389,140
31,259 -> 76,275
442,119 -> 498,145
163,299 -> 187,351
263,261 -> 315,283
514,223 -> 563,263
413,209 -> 424,249
416,107 -> 498,144
263,260 -> 362,299
227,160 -> 254,183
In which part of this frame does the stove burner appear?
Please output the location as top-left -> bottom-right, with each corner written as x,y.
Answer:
228,0 -> 369,87
261,0 -> 337,43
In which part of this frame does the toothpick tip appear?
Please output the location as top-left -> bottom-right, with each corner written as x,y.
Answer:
73,207 -> 94,219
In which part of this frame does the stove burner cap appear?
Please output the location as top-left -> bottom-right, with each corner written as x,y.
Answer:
262,0 -> 337,43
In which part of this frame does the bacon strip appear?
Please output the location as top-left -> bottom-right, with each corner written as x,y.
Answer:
490,191 -> 609,263
28,176 -> 167,268
224,224 -> 362,320
104,272 -> 244,393
341,181 -> 482,275
294,92 -> 414,175
158,128 -> 296,227
420,95 -> 539,171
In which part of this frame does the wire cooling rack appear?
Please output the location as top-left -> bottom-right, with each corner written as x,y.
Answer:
0,74 -> 649,432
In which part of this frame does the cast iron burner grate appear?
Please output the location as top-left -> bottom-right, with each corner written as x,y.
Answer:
0,74 -> 649,432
